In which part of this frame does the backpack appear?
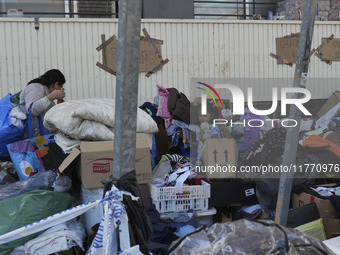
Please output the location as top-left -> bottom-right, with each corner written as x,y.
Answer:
0,92 -> 27,157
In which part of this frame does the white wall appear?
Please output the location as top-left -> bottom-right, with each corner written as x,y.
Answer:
0,18 -> 339,105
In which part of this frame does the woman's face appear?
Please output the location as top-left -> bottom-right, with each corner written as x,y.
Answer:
49,82 -> 64,93
54,82 -> 64,90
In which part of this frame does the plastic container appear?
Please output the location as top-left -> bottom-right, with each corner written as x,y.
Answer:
7,9 -> 24,17
149,180 -> 210,213
268,11 -> 273,20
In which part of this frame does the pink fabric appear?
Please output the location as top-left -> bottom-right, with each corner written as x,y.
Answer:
164,118 -> 171,128
156,84 -> 172,118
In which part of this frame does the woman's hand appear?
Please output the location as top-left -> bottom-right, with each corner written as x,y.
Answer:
47,89 -> 65,102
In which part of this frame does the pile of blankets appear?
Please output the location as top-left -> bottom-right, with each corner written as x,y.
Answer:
44,98 -> 158,152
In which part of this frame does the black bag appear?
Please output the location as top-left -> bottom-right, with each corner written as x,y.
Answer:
286,203 -> 320,228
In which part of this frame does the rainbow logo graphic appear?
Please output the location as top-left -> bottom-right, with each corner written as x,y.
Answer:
196,82 -> 223,106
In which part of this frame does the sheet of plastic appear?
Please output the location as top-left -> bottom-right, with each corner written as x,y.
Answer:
0,190 -> 74,255
168,219 -> 335,255
0,171 -> 57,201
0,185 -> 140,255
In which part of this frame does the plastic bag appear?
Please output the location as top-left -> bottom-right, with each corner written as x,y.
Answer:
0,190 -> 74,255
168,219 -> 335,255
0,185 -> 139,255
53,174 -> 72,192
296,218 -> 327,241
315,102 -> 340,129
0,93 -> 26,157
0,193 -> 103,246
286,203 -> 320,228
0,170 -> 57,201
24,219 -> 85,255
152,160 -> 173,186
7,134 -> 55,180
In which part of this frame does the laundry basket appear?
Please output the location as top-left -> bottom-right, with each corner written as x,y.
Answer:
149,180 -> 210,213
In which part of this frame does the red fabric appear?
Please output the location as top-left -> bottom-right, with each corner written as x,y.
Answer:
193,175 -> 206,185
28,172 -> 37,177
35,146 -> 50,170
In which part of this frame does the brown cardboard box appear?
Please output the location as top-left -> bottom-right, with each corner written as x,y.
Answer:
292,192 -> 338,219
323,218 -> 340,239
59,138 -> 152,188
201,138 -> 238,179
275,34 -> 299,64
316,90 -> 340,118
320,38 -> 340,62
106,39 -> 162,73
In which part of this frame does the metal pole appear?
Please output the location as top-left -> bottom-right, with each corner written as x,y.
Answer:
275,0 -> 317,226
113,0 -> 142,180
69,0 -> 74,18
243,0 -> 246,19
2,0 -> 5,17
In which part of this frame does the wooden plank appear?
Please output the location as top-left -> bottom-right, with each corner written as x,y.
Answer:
96,34 -> 116,51
96,62 -> 116,75
146,58 -> 169,77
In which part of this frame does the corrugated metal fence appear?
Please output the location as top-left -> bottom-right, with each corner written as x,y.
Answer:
0,18 -> 339,104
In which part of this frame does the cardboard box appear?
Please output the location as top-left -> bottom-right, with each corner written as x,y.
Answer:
59,138 -> 152,189
209,179 -> 258,206
292,192 -> 338,219
106,39 -> 162,73
202,138 -> 238,179
275,34 -> 299,64
316,90 -> 340,118
323,218 -> 340,239
320,38 -> 340,62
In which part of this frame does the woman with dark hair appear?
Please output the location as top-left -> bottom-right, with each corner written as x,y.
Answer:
20,69 -> 66,137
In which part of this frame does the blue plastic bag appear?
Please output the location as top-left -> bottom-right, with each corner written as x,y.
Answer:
7,134 -> 55,180
0,93 -> 26,156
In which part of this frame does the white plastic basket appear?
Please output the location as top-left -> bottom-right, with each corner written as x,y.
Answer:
149,180 -> 210,213
160,206 -> 217,219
